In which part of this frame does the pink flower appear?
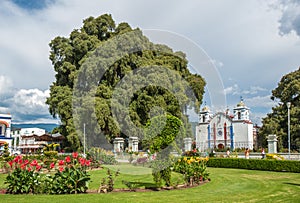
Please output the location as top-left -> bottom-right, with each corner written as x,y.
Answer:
65,156 -> 71,163
30,160 -> 38,167
50,162 -> 55,169
58,160 -> 64,166
72,152 -> 78,159
59,166 -> 64,172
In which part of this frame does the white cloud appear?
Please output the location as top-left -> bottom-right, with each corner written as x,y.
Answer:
10,88 -> 50,115
245,95 -> 277,109
225,84 -> 269,96
224,84 -> 239,95
0,75 -> 13,95
278,0 -> 300,36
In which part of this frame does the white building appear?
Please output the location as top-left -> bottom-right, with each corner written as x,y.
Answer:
12,128 -> 64,154
0,113 -> 13,154
195,99 -> 253,151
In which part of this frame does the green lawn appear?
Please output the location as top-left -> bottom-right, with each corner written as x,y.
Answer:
0,165 -> 299,203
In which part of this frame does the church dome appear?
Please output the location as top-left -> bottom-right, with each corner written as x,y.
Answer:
202,105 -> 210,112
237,100 -> 245,107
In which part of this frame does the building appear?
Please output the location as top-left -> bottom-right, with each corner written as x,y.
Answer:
195,99 -> 254,151
12,128 -> 64,154
0,113 -> 13,154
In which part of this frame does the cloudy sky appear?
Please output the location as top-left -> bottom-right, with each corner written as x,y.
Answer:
0,0 -> 299,124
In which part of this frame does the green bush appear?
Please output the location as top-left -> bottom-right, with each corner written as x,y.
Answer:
207,158 -> 300,173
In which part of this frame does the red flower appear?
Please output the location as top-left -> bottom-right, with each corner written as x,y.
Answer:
85,160 -> 91,166
72,152 -> 78,159
36,165 -> 42,171
30,160 -> 38,167
50,162 -> 55,169
8,161 -> 13,168
27,167 -> 31,172
24,159 -> 29,165
58,160 -> 64,166
59,166 -> 64,172
65,156 -> 71,163
18,159 -> 23,164
20,164 -> 26,170
79,158 -> 85,166
13,157 -> 19,163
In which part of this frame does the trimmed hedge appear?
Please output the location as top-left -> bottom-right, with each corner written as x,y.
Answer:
207,158 -> 300,173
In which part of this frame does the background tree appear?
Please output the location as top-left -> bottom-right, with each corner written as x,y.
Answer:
46,14 -> 205,151
260,67 -> 300,152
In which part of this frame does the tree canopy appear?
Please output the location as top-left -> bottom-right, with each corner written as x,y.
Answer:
260,67 -> 300,151
46,14 -> 205,151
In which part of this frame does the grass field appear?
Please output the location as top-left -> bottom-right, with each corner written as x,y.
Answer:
0,165 -> 299,203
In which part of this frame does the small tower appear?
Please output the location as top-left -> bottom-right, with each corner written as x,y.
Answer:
233,97 -> 250,121
199,103 -> 212,124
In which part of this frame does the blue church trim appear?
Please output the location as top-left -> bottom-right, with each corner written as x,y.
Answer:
230,125 -> 234,150
207,125 -> 211,148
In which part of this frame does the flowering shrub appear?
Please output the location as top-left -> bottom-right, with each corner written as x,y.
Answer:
173,156 -> 209,186
5,153 -> 91,194
5,155 -> 43,194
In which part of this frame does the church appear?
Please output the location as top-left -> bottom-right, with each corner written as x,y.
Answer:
195,99 -> 254,151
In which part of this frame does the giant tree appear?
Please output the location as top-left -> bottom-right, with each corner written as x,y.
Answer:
260,67 -> 300,151
46,14 -> 205,151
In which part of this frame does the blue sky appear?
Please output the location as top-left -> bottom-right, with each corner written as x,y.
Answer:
0,0 -> 299,124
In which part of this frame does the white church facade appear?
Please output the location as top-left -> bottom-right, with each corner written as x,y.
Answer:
195,100 -> 254,151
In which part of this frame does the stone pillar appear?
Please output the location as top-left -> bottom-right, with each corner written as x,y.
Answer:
128,137 -> 139,152
184,137 -> 192,152
267,134 -> 277,153
113,137 -> 124,153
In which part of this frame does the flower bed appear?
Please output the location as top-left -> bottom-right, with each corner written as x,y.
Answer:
5,153 -> 91,194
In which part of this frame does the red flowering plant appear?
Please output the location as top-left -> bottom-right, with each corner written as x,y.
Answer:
5,153 -> 92,194
5,155 -> 43,194
49,152 -> 91,194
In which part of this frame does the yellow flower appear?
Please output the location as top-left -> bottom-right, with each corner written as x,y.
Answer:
187,160 -> 191,164
183,157 -> 187,161
178,159 -> 181,162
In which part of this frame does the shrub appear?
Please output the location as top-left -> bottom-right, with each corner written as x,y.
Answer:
99,169 -> 120,193
88,147 -> 117,165
207,158 -> 300,173
173,156 -> 210,185
5,155 -> 43,194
